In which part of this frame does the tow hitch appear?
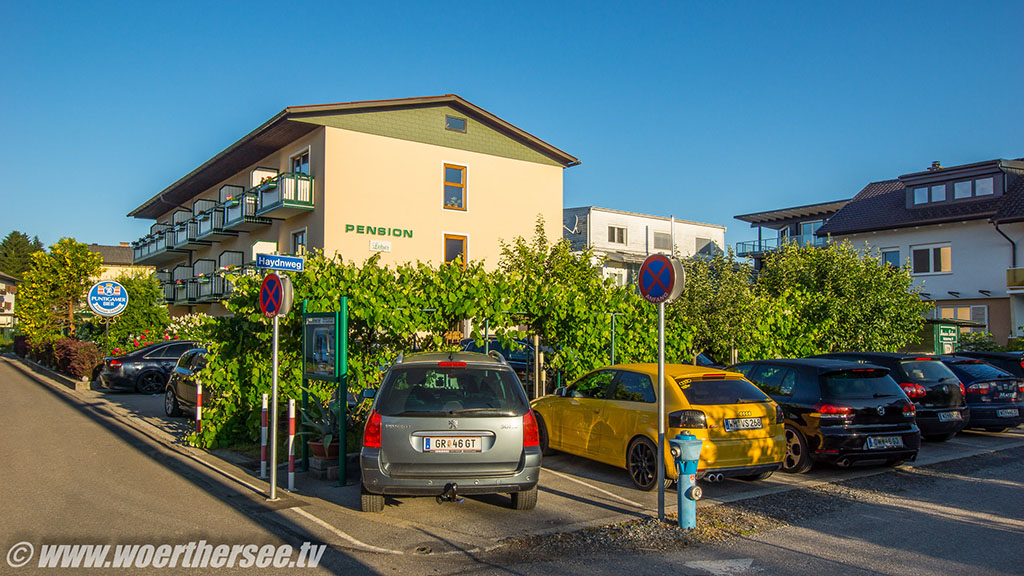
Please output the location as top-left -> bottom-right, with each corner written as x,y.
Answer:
436,482 -> 464,504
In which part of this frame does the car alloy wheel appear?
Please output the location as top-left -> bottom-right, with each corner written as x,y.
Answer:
627,437 -> 659,491
782,426 -> 812,474
136,371 -> 165,394
164,388 -> 181,417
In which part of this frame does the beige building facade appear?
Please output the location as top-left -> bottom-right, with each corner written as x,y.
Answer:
128,95 -> 578,314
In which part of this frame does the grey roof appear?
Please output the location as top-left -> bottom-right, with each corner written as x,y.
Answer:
88,244 -> 134,266
734,199 -> 850,227
0,270 -> 19,284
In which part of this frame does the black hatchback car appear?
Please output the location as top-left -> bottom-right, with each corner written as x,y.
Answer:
957,351 -> 1024,378
936,355 -> 1024,432
100,341 -> 198,394
814,353 -> 968,441
729,359 -> 921,473
164,348 -> 207,417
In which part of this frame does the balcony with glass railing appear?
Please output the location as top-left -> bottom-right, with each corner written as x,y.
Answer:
735,234 -> 829,257
255,172 -> 314,219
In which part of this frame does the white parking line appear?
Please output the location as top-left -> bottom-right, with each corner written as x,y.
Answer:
543,467 -> 648,510
289,508 -> 405,555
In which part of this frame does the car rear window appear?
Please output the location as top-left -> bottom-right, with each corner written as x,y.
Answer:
375,365 -> 529,416
949,362 -> 1014,381
674,378 -> 771,405
899,360 -> 957,383
821,370 -> 904,399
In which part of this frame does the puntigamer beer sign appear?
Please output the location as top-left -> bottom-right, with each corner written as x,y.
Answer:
345,224 -> 413,238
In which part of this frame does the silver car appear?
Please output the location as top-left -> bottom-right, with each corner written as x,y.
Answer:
359,351 -> 542,512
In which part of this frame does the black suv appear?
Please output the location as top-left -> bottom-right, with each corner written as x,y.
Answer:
729,359 -> 920,473
814,353 -> 968,441
100,341 -> 198,394
935,355 -> 1024,432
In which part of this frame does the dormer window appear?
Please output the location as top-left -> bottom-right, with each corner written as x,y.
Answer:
913,176 -> 997,206
954,177 -> 994,199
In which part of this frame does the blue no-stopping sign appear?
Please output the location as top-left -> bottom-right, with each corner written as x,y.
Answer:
88,281 -> 130,317
638,254 -> 685,304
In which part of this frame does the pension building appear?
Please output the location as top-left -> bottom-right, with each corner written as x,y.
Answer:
128,95 -> 578,314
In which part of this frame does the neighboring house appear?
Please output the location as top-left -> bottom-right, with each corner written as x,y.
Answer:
127,95 -> 579,315
0,271 -> 18,333
88,243 -> 154,281
734,199 -> 850,270
816,158 -> 1024,344
563,206 -> 725,286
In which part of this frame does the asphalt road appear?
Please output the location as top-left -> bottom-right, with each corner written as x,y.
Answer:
0,360 -> 365,574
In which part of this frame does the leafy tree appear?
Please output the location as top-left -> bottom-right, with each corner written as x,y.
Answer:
16,238 -> 103,340
755,241 -> 931,353
0,231 -> 44,278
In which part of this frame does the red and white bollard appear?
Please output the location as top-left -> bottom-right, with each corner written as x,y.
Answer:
195,383 -> 202,434
287,398 -> 296,492
260,393 -> 268,479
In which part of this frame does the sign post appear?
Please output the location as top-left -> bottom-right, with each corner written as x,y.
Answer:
260,272 -> 293,500
87,281 -> 130,351
637,254 -> 685,523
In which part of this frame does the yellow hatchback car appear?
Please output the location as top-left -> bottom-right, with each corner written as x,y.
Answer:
531,363 -> 785,490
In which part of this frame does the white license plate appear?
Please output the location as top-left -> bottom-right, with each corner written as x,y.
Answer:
937,411 -> 962,422
997,409 -> 1019,418
724,417 -> 763,432
866,436 -> 904,449
424,437 -> 481,452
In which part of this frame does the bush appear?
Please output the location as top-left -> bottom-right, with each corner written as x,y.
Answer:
14,334 -> 27,357
28,337 -> 56,366
52,338 -> 102,380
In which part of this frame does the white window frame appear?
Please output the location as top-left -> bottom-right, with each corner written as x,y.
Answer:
910,242 -> 952,276
880,247 -> 901,267
608,226 -> 627,245
289,146 -> 311,175
653,231 -> 673,251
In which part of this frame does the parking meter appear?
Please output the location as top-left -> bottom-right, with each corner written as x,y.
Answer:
668,432 -> 703,530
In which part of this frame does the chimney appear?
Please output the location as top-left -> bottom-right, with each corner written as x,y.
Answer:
120,242 -> 130,247
928,161 -> 943,171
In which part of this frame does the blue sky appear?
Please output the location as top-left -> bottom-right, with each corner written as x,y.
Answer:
2,1 -> 1022,250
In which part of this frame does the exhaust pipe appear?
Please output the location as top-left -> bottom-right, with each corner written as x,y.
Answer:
837,459 -> 851,468
704,473 -> 724,483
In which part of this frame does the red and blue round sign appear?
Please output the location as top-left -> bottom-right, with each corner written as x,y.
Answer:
260,273 -> 293,318
638,254 -> 685,304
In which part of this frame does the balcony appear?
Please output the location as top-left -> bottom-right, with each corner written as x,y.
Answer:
172,265 -> 193,306
171,209 -> 211,251
156,271 -> 174,304
195,198 -> 237,242
1007,268 -> 1024,289
255,172 -> 314,219
223,191 -> 271,232
134,224 -> 187,267
735,235 -> 829,258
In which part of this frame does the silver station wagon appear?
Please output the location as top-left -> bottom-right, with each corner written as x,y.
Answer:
359,351 -> 542,513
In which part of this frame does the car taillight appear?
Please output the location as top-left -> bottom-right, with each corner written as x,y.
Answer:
812,404 -> 854,418
966,382 -> 990,394
668,409 -> 707,429
903,403 -> 916,417
522,410 -> 540,447
1018,381 -> 1024,396
363,410 -> 382,448
438,362 -> 466,368
898,382 -> 927,399
958,381 -> 966,398
775,405 -> 785,424
108,359 -> 123,368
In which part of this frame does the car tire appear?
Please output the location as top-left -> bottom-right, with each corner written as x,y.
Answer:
535,414 -> 555,457
782,426 -> 812,474
886,459 -> 906,468
922,432 -> 957,442
360,484 -> 384,513
164,387 -> 182,417
985,427 -> 1008,433
136,371 -> 166,395
510,486 -> 538,510
627,437 -> 662,491
736,470 -> 774,481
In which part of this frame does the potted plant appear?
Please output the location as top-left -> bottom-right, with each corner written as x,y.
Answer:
299,391 -> 341,459
258,175 -> 277,191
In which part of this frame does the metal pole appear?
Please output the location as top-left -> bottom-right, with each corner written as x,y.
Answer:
657,302 -> 666,522
611,314 -> 616,365
260,393 -> 268,479
532,334 -> 541,399
338,298 -> 349,484
484,319 -> 489,354
288,399 -> 295,492
269,315 -> 280,500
